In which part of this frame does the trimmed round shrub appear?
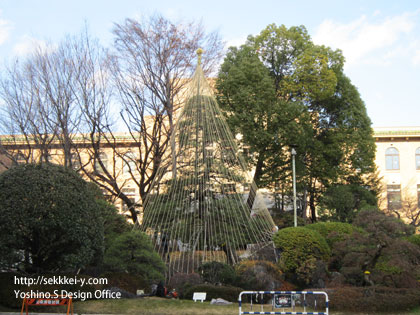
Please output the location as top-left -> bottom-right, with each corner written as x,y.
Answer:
273,227 -> 330,286
305,222 -> 362,247
235,260 -> 283,291
274,227 -> 330,271
183,284 -> 243,302
197,261 -> 237,286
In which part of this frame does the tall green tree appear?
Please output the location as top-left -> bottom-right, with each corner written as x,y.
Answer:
217,24 -> 377,221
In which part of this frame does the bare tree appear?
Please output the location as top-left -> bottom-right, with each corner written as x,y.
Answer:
385,189 -> 420,229
0,16 -> 223,223
0,51 -> 58,167
110,15 -> 224,215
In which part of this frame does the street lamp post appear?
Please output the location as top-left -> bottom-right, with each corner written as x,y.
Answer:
291,148 -> 297,227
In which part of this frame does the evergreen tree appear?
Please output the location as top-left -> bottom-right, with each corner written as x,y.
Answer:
217,24 -> 377,221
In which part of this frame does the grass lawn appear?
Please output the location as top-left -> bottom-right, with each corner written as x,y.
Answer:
2,298 -> 419,314
73,297 -> 238,314
73,298 -> 420,315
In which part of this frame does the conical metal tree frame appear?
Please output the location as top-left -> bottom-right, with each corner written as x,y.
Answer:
140,53 -> 276,277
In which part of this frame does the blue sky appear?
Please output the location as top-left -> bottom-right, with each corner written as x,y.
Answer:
0,0 -> 419,127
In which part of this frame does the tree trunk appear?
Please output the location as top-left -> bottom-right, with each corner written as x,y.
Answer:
309,189 -> 317,222
247,154 -> 264,208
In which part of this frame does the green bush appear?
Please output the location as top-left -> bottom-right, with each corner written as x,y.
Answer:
273,227 -> 330,286
183,284 -> 243,302
331,210 -> 420,288
197,261 -> 237,286
305,222 -> 361,247
274,227 -> 330,272
103,230 -> 165,283
235,260 -> 283,291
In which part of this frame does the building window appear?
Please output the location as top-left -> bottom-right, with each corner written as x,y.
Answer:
387,185 -> 402,210
71,153 -> 81,170
122,187 -> 136,195
385,147 -> 399,170
416,148 -> 420,170
123,152 -> 137,174
94,152 -> 108,173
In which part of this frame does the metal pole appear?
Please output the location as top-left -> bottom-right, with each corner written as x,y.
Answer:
291,148 -> 297,227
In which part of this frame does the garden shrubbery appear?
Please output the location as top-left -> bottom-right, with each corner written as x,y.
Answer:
305,221 -> 362,247
235,260 -> 283,290
197,261 -> 237,286
273,226 -> 330,286
168,273 -> 203,298
103,230 -> 166,283
326,286 -> 420,312
330,210 -> 420,288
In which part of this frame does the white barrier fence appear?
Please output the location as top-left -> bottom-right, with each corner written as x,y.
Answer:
238,291 -> 329,315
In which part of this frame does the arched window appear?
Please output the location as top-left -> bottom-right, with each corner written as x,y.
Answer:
416,148 -> 420,170
385,147 -> 399,170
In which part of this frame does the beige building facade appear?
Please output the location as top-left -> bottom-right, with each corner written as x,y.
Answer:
374,127 -> 420,220
2,126 -> 420,224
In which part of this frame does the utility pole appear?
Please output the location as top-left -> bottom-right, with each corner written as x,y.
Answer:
291,148 -> 297,227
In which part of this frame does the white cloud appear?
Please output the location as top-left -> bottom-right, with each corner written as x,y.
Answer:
313,11 -> 418,67
13,35 -> 49,56
225,35 -> 247,49
0,11 -> 12,45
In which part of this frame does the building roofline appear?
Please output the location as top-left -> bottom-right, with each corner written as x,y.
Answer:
373,126 -> 420,137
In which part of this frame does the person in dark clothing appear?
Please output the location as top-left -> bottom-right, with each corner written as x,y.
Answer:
156,281 -> 166,297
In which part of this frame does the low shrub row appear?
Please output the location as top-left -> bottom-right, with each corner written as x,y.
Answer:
326,286 -> 420,312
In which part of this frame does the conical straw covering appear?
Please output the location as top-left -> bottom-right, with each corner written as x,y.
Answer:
140,50 -> 276,276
